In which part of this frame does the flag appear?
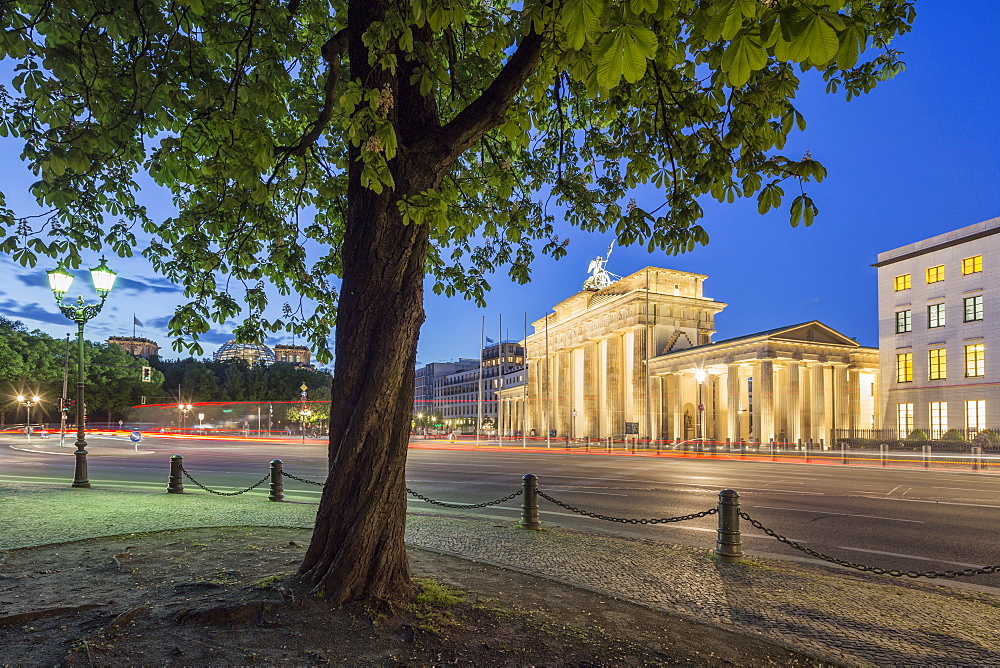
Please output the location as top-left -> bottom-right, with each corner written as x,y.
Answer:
134,315 -> 143,327
485,336 -> 494,344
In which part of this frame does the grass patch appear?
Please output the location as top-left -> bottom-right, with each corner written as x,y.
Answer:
411,578 -> 465,634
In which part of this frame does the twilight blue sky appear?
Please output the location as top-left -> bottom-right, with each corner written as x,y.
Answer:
1,0 -> 998,369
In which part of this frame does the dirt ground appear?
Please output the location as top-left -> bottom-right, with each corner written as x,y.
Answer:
0,526 -> 823,666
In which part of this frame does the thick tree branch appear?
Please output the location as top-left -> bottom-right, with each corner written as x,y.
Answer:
432,30 -> 544,163
277,28 -> 349,157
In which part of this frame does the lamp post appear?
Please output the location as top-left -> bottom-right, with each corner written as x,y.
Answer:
694,369 -> 707,443
16,394 -> 41,443
300,383 -> 308,444
47,258 -> 117,488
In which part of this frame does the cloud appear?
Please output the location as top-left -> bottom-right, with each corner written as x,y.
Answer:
0,299 -> 74,326
801,297 -> 822,307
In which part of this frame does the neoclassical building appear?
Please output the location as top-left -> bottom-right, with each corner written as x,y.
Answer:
498,266 -> 879,443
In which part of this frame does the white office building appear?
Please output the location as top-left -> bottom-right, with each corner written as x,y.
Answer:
874,216 -> 1000,439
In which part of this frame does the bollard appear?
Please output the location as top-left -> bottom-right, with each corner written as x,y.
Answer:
972,446 -> 982,471
725,437 -> 731,453
797,438 -> 803,452
268,459 -> 285,502
519,473 -> 541,530
606,436 -> 611,452
714,489 -> 743,563
167,454 -> 184,494
769,439 -> 775,461
922,444 -> 931,469
820,438 -> 825,451
739,440 -> 746,459
586,436 -> 590,452
880,443 -> 888,467
842,441 -> 849,465
805,439 -> 811,463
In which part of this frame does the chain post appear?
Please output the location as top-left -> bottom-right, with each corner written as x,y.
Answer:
922,444 -> 931,469
167,454 -> 184,494
805,439 -> 811,463
972,446 -> 982,471
714,489 -> 743,563
268,459 -> 285,502
519,473 -> 541,530
880,443 -> 888,467
842,441 -> 848,465
769,438 -> 775,461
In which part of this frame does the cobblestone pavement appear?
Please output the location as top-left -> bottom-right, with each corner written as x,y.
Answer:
404,512 -> 1000,667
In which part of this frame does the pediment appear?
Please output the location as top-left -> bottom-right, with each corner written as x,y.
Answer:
768,322 -> 857,347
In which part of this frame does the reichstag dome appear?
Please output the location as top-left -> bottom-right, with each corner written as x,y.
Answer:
213,340 -> 276,366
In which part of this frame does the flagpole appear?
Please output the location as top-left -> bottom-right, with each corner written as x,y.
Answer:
523,312 -> 527,448
498,313 -> 503,449
477,316 -> 484,447
545,312 -> 550,449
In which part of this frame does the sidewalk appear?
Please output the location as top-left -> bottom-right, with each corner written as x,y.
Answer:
1,480 -> 999,665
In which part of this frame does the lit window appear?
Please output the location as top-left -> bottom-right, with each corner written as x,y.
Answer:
928,348 -> 946,380
926,265 -> 945,283
897,403 -> 914,436
895,310 -> 911,333
964,295 -> 983,322
928,303 -> 946,328
895,353 -> 912,383
967,400 -> 986,432
965,344 -> 985,377
929,402 -> 948,439
962,255 -> 982,275
894,274 -> 911,291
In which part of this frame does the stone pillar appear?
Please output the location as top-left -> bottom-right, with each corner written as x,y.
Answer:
786,362 -> 802,442
558,351 -> 572,436
632,325 -> 648,439
758,360 -> 775,443
527,359 -> 542,436
810,363 -> 826,442
651,375 -> 663,440
583,342 -> 599,438
606,335 -> 623,437
670,372 -> 683,441
846,367 -> 860,432
726,363 -> 740,442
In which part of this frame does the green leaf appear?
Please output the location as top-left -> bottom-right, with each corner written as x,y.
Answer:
787,13 -> 840,65
721,32 -> 766,87
561,0 -> 605,51
593,25 -> 658,89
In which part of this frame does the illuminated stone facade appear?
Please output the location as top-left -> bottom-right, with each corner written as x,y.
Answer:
497,267 -> 879,443
107,336 -> 160,358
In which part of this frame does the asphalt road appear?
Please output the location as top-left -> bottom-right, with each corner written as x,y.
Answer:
3,433 -> 1000,588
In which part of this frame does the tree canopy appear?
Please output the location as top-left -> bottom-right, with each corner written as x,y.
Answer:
0,0 -> 913,355
0,0 -> 915,604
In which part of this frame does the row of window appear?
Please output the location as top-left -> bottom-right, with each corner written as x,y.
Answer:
895,343 -> 985,382
896,400 -> 986,435
894,255 -> 982,291
894,295 -> 983,332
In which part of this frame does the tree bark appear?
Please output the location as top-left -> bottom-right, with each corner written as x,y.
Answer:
297,0 -> 545,605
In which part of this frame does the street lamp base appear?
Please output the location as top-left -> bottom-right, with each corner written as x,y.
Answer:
72,449 -> 90,488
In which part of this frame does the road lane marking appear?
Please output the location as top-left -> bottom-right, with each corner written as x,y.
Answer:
931,486 -> 1000,492
751,505 -> 923,523
833,546 -> 982,569
858,496 -> 1000,509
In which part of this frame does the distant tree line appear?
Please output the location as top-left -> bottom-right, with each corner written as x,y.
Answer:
151,357 -> 332,406
0,316 -> 331,426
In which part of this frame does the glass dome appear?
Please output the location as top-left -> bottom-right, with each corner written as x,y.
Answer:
213,340 -> 276,366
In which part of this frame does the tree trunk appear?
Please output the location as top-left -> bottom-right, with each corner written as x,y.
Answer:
296,0 -> 436,605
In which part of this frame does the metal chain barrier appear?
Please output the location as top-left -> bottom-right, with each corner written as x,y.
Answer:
179,464 -> 270,497
406,487 -> 522,508
740,511 -> 1000,579
281,471 -> 325,487
537,489 -> 717,524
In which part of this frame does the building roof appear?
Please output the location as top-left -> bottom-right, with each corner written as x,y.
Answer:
655,321 -> 871,359
873,215 -> 1000,267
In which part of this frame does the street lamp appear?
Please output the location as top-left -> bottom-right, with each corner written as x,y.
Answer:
694,369 -> 707,443
177,403 -> 192,432
47,258 -> 117,488
16,394 -> 41,443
